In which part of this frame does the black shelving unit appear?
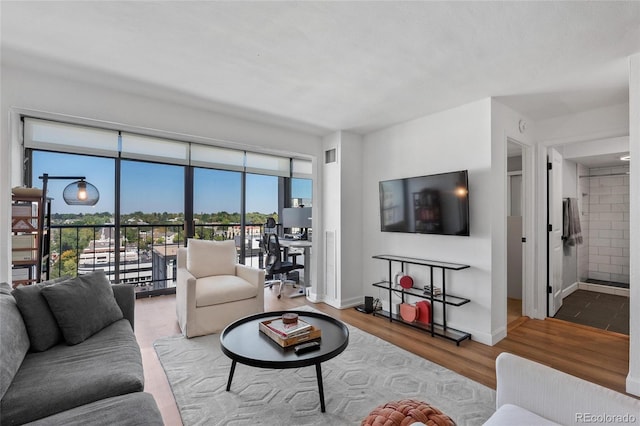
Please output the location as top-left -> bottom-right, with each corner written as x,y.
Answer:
371,254 -> 471,345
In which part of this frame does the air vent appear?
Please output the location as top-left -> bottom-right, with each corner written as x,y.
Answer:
325,148 -> 336,164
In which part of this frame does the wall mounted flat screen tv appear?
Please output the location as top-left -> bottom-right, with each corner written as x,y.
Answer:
379,170 -> 469,236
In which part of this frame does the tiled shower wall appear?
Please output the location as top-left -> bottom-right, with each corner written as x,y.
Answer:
581,165 -> 630,284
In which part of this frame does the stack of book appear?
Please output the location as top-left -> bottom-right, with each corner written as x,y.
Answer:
423,285 -> 442,296
259,317 -> 321,347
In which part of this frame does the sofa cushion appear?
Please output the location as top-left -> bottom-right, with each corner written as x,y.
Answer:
0,319 -> 143,425
0,283 -> 30,401
187,238 -> 236,278
482,404 -> 562,426
196,275 -> 258,307
24,392 -> 163,426
12,276 -> 70,352
41,271 -> 123,345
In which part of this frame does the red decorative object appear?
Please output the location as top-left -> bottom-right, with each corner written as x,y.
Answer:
399,275 -> 413,289
399,303 -> 418,322
416,300 -> 431,324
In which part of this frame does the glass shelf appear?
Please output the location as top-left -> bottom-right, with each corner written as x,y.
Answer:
372,281 -> 470,306
372,310 -> 471,344
372,254 -> 470,270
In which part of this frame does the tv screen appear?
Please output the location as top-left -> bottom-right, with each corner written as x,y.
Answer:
379,170 -> 469,236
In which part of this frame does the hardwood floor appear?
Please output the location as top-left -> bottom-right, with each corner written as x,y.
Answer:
135,288 -> 633,425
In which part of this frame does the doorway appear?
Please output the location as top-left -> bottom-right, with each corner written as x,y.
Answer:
506,140 -> 525,324
546,139 -> 630,334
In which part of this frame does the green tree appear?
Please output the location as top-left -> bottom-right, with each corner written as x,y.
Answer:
57,249 -> 78,278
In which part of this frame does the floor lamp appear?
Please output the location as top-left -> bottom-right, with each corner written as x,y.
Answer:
37,173 -> 100,281
39,173 -> 100,206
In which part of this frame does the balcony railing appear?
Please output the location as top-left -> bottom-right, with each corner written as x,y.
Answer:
47,222 -> 272,296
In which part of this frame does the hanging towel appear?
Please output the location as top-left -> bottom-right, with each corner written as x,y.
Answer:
563,198 -> 583,246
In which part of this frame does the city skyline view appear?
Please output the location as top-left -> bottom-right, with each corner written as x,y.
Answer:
32,151 -> 311,218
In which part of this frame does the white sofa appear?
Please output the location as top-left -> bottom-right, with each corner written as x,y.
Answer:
483,352 -> 640,426
176,239 -> 265,338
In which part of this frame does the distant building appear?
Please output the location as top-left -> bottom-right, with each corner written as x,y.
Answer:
151,244 -> 180,290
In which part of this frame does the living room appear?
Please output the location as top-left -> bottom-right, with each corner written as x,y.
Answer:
2,1 -> 640,424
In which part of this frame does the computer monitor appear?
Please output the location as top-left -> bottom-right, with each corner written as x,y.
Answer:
282,207 -> 312,239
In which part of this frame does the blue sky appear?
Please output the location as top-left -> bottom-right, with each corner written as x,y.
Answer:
32,151 -> 311,215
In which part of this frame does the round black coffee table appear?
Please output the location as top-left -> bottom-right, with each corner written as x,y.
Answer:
220,310 -> 349,413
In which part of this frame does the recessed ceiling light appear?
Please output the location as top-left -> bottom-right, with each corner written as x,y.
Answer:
620,155 -> 631,161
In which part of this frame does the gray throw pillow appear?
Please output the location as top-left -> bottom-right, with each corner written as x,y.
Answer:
12,276 -> 70,352
1,286 -> 30,400
41,271 -> 124,345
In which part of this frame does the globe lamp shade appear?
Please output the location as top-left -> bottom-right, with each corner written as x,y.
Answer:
63,180 -> 99,205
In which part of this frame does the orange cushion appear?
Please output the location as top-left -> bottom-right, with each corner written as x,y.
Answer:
362,399 -> 455,426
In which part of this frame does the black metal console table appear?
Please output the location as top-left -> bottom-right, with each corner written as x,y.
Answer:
372,254 -> 471,345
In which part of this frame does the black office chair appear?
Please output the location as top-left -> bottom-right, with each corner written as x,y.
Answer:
264,233 -> 304,299
260,217 -> 277,270
261,217 -> 300,267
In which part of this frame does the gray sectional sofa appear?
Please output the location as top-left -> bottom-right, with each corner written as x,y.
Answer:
0,272 -> 163,425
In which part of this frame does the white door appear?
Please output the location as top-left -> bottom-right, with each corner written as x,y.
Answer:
548,148 -> 563,316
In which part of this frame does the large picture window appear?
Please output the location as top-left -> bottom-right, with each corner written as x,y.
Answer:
31,151 -> 115,281
193,167 -> 242,241
25,117 -> 313,297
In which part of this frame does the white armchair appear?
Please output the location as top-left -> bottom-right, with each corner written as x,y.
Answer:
176,239 -> 265,338
483,352 -> 640,425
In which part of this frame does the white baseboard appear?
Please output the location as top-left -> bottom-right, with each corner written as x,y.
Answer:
305,291 -> 322,303
454,324 -> 501,346
626,373 -> 640,397
339,295 -> 367,309
578,282 -> 629,297
562,282 -> 579,299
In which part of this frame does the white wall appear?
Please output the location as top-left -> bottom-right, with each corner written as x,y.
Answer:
627,53 -> 640,396
340,132 -> 364,307
536,103 -> 629,145
0,62 -> 323,284
317,132 -> 341,303
362,99 -> 496,344
319,131 -> 363,308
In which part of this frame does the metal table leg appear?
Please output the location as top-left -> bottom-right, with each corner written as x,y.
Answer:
315,362 -> 326,413
226,360 -> 237,391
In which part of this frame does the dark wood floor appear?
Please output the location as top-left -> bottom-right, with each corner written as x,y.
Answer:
135,288 -> 633,426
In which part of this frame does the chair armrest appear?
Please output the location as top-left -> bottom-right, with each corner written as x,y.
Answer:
236,264 -> 265,288
176,266 -> 197,308
112,284 -> 135,330
236,264 -> 265,311
495,352 -> 640,425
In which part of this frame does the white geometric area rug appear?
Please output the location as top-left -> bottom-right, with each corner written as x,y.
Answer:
154,311 -> 495,426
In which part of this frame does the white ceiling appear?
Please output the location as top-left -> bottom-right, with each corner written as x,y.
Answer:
570,153 -> 629,169
2,1 -> 640,137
